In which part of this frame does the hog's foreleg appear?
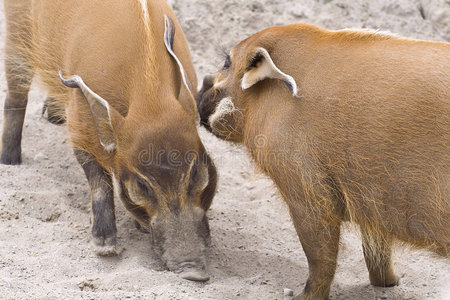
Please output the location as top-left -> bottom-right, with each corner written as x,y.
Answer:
0,39 -> 32,165
74,149 -> 118,256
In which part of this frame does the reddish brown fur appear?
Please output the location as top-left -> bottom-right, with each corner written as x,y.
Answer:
28,0 -> 198,168
2,0 -> 217,279
197,23 -> 449,299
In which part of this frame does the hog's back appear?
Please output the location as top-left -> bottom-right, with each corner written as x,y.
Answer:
301,38 -> 450,248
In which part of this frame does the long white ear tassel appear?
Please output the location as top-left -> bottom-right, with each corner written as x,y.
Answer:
164,15 -> 194,98
241,48 -> 299,97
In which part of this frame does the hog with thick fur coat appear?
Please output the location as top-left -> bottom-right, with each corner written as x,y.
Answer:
197,23 -> 449,299
1,0 -> 217,281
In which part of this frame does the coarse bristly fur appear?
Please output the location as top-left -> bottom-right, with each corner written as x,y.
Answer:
196,22 -> 450,300
2,0 -> 217,281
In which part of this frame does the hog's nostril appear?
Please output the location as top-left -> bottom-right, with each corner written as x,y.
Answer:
179,261 -> 197,269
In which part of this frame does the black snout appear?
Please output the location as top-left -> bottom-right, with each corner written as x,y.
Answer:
198,75 -> 215,96
196,75 -> 224,131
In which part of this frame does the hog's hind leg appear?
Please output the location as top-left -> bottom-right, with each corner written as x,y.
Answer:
74,149 -> 119,256
361,228 -> 399,287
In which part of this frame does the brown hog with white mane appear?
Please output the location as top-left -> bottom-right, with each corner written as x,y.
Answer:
197,24 -> 449,299
1,0 -> 217,281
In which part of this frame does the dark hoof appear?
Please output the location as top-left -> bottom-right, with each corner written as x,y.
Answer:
135,220 -> 150,234
92,236 -> 122,256
95,244 -> 123,256
42,98 -> 65,125
371,275 -> 400,287
369,269 -> 400,288
0,151 -> 22,165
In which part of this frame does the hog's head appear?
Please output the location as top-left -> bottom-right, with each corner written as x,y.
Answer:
59,69 -> 217,281
196,28 -> 299,142
57,16 -> 217,282
114,125 -> 217,282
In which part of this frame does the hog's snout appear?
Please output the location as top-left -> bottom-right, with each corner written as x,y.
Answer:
152,209 -> 211,282
202,75 -> 214,88
179,262 -> 210,282
165,258 -> 209,282
196,75 -> 223,130
180,268 -> 210,282
165,255 -> 209,281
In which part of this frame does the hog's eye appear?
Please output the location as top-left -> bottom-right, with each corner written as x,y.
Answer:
136,176 -> 156,199
188,162 -> 209,196
223,55 -> 231,70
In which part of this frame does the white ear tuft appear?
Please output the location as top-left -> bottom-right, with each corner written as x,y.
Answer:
164,15 -> 199,122
241,48 -> 298,97
59,71 -> 117,153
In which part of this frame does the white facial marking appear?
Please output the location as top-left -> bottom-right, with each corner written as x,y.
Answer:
213,79 -> 227,89
208,97 -> 236,126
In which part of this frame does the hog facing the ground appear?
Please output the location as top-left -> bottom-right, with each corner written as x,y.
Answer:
1,0 -> 216,281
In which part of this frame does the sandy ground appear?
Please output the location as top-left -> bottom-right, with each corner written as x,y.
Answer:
0,0 -> 449,299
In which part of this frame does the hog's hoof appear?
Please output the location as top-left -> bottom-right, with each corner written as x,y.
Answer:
180,269 -> 210,282
42,98 -> 66,125
370,274 -> 400,288
95,244 -> 123,256
134,220 -> 150,234
92,236 -> 122,256
0,151 -> 21,165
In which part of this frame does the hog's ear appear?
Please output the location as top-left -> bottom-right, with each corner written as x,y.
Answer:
164,16 -> 199,122
241,48 -> 298,97
58,71 -> 123,153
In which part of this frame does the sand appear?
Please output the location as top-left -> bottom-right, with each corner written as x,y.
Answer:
0,0 -> 449,299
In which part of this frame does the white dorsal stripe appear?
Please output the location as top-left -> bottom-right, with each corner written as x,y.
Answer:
336,28 -> 396,37
138,0 -> 150,28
